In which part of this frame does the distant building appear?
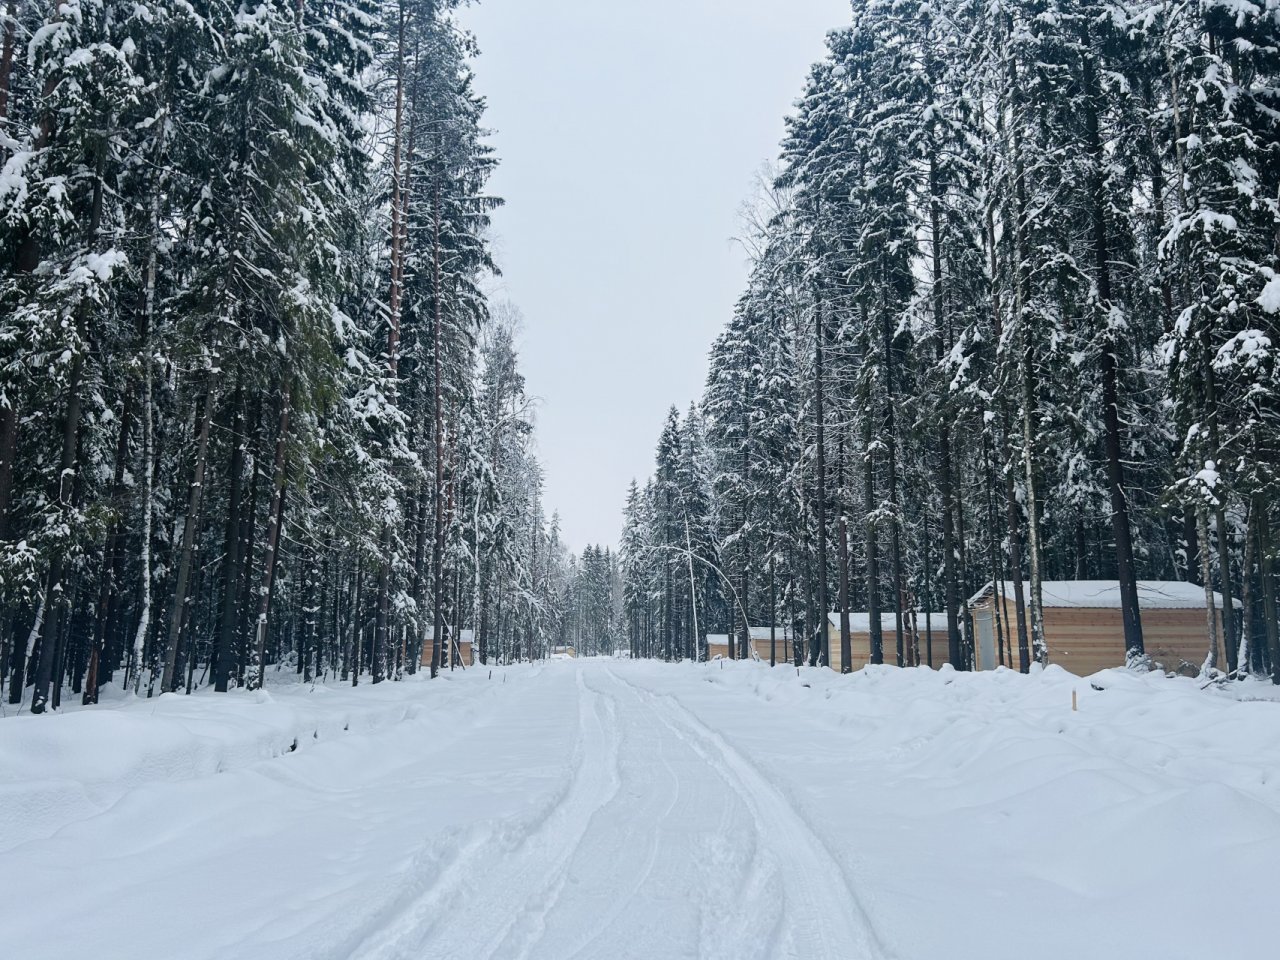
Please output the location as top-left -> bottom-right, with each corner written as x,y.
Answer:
419,628 -> 474,668
968,580 -> 1239,676
705,626 -> 793,662
825,612 -> 951,672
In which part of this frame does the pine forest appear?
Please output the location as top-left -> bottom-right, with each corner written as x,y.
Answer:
3,4 -> 1280,959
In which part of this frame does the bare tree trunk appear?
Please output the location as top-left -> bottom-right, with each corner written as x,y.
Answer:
430,180 -> 446,679
864,411 -> 883,666
159,386 -> 215,693
1198,505 -> 1220,672
130,354 -> 155,695
1240,502 -> 1255,675
29,348 -> 85,713
769,556 -> 777,667
374,559 -> 389,683
0,1 -> 17,145
739,532 -> 750,661
385,0 -> 408,377
410,486 -> 429,672
253,392 -> 291,689
1257,502 -> 1279,684
880,301 -> 906,667
813,283 -> 830,666
838,514 -> 852,673
0,401 -> 14,543
1005,34 -> 1046,667
1002,416 -> 1031,673
984,438 -> 1009,670
739,382 -> 751,661
85,393 -> 135,704
345,556 -> 362,684
1081,36 -> 1144,664
214,390 -> 246,692
922,511 -> 934,668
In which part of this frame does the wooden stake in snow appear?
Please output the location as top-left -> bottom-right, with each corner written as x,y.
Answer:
1072,690 -> 1078,712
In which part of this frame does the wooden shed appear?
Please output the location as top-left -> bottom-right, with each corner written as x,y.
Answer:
705,626 -> 794,662
824,612 -> 954,671
420,628 -> 474,668
968,580 -> 1237,676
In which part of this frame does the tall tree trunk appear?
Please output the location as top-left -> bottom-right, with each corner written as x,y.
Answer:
127,93 -> 168,696
938,163 -> 965,670
769,556 -> 777,667
411,485 -> 430,672
1002,415 -> 1031,673
984,438 -> 1009,669
1005,31 -> 1046,667
0,401 -> 14,544
385,0 -> 408,378
1196,505 -> 1220,672
813,283 -> 830,666
253,392 -> 290,690
213,392 -> 246,692
1257,501 -> 1279,684
159,386 -> 215,693
374,560 -> 389,682
838,514 -> 852,674
880,299 -> 906,667
1081,36 -> 1144,664
864,411 -> 883,666
130,352 -> 155,695
739,381 -> 751,661
29,349 -> 85,713
85,393 -> 135,704
430,180 -> 446,679
922,511 -> 935,668
1240,502 -> 1255,675
0,1 -> 17,146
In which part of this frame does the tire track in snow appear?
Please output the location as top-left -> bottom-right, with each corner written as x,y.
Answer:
527,666 -> 751,960
607,665 -> 893,960
344,665 -> 623,960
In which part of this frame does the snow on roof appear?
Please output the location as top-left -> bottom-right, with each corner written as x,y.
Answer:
425,628 -> 475,643
826,611 -> 905,633
705,626 -> 792,643
968,581 -> 1241,610
748,625 -> 792,640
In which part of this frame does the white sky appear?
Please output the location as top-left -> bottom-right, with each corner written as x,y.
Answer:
460,0 -> 851,553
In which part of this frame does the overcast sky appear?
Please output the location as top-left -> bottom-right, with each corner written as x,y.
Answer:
459,0 -> 851,553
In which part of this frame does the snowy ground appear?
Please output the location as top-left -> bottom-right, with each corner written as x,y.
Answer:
2,660 -> 1278,960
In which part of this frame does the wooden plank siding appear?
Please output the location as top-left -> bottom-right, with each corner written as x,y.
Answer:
420,640 -> 473,668
976,599 -> 1222,677
826,619 -> 955,673
707,638 -> 793,662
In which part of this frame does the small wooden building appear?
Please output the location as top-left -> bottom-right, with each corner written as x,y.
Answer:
825,612 -> 953,671
968,580 -> 1237,676
420,628 -> 474,668
705,626 -> 794,662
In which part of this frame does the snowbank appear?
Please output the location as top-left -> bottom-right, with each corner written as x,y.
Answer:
0,668 -> 513,854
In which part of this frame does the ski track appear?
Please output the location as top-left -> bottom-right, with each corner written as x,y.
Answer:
345,668 -> 624,960
392,663 -> 884,960
606,665 -> 891,960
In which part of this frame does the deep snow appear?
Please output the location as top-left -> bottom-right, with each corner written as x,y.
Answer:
2,660 -> 1278,959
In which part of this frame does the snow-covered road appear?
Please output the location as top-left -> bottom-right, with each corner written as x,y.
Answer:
3,659 -> 1278,959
